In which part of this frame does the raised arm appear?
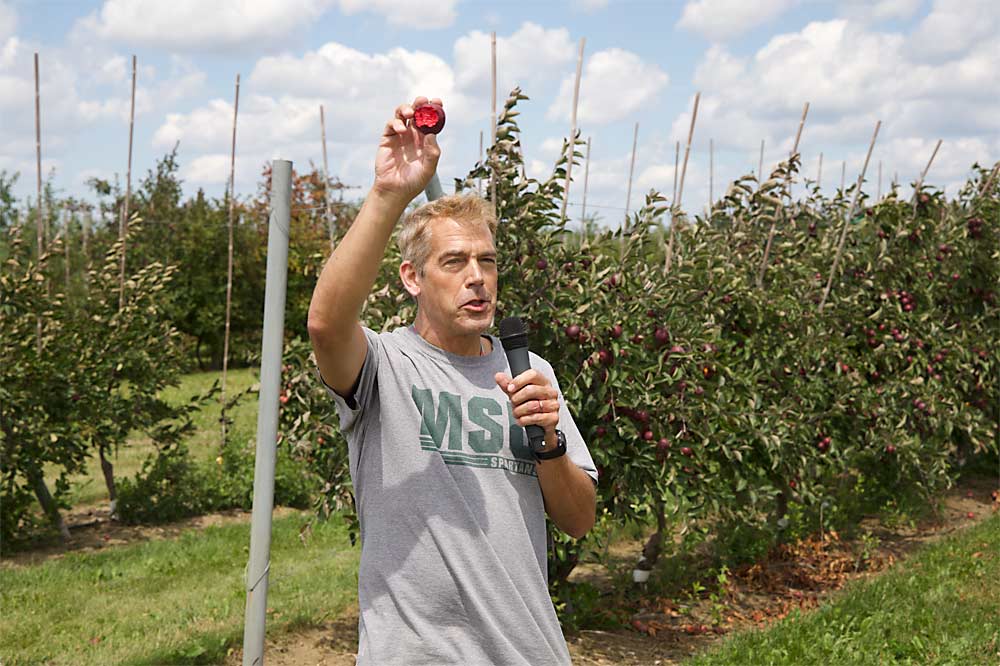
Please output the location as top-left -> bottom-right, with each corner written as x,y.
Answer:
307,97 -> 442,398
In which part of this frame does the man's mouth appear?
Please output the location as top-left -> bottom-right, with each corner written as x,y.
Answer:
462,299 -> 489,311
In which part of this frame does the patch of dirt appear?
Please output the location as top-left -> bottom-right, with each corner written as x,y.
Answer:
219,475 -> 999,666
223,613 -> 362,666
0,504 -> 302,568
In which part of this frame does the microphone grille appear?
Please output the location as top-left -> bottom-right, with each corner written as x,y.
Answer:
498,316 -> 525,338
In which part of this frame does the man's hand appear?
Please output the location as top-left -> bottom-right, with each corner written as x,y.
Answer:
495,369 -> 561,450
373,96 -> 442,204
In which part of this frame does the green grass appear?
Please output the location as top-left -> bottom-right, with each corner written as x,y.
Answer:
44,368 -> 259,509
0,510 -> 359,666
685,510 -> 1000,666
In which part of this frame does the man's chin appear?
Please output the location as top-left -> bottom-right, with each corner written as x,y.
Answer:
457,310 -> 494,332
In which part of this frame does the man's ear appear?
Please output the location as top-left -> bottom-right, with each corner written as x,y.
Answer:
399,261 -> 421,299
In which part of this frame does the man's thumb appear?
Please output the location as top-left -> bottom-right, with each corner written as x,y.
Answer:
423,132 -> 440,158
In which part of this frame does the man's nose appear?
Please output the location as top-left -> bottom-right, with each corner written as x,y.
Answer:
466,259 -> 486,283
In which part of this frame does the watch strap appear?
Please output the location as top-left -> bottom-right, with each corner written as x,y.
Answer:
535,429 -> 567,460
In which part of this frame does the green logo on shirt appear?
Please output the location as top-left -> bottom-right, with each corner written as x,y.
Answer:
411,386 -> 536,476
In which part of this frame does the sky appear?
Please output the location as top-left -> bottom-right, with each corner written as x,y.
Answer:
1,0 -> 998,229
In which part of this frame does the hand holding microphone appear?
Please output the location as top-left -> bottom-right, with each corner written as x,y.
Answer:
496,317 -> 560,454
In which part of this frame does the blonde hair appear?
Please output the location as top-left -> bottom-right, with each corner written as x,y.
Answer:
397,194 -> 498,276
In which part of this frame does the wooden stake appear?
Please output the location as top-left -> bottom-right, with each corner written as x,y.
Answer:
34,53 -> 44,260
34,53 -> 43,352
877,160 -> 882,200
221,73 -> 240,447
665,92 -> 700,274
320,104 -> 334,246
981,162 -> 1000,197
560,37 -> 586,225
82,207 -> 90,291
63,209 -> 70,295
787,101 -> 809,200
819,121 -> 881,312
672,140 -> 680,204
709,138 -> 714,208
757,101 -> 809,289
119,54 -> 136,311
624,121 -> 639,230
580,136 -> 591,225
478,130 -> 484,196
490,32 -> 497,213
911,139 -> 942,209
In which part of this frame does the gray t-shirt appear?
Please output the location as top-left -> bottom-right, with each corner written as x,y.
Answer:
321,324 -> 598,665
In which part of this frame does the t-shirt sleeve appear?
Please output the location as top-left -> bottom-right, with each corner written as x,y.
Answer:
533,353 -> 599,485
316,326 -> 382,436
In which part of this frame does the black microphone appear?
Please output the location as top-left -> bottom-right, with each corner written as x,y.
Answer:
498,316 -> 546,453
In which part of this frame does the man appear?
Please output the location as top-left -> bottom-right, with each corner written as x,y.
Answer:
307,96 -> 598,665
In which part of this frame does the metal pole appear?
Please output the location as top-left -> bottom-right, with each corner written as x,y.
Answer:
242,159 -> 292,666
757,139 -> 764,181
425,173 -> 444,202
817,152 -> 823,189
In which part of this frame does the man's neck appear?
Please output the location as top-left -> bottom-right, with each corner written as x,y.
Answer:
413,316 -> 490,357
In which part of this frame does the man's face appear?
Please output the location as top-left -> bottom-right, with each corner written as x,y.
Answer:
405,216 -> 498,337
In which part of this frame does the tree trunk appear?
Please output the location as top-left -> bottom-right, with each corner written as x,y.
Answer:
29,468 -> 70,541
773,489 -> 789,526
634,501 -> 667,581
99,444 -> 118,518
195,336 -> 206,371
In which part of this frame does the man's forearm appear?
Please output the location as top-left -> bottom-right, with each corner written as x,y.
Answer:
536,450 -> 596,540
308,188 -> 410,338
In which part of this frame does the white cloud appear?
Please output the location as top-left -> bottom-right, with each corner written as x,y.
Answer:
0,32 -> 206,196
673,15 -> 1000,202
153,40 -> 478,191
839,0 -> 921,23
547,48 -> 668,124
250,42 -> 464,115
0,0 -> 16,42
94,54 -> 127,86
338,0 -> 458,29
636,163 -> 678,192
79,0 -> 333,52
677,0 -> 796,41
184,154 -> 232,186
574,0 -> 609,11
908,0 -> 1000,59
453,23 -> 575,102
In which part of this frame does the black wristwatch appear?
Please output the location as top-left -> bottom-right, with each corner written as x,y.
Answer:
535,429 -> 567,460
